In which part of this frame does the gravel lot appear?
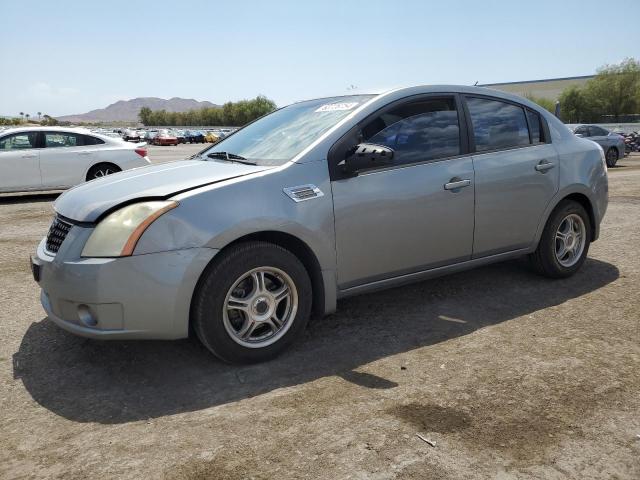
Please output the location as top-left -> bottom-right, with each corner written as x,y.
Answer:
1,150 -> 639,479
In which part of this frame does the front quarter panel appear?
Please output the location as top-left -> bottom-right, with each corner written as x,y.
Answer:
135,161 -> 337,270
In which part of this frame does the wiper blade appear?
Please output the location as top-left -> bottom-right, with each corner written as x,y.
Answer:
207,151 -> 256,165
188,145 -> 210,159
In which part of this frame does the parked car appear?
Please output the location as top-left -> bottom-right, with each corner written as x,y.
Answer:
122,129 -> 141,142
32,86 -> 608,364
174,130 -> 187,144
143,130 -> 158,144
0,127 -> 150,192
572,125 -> 625,167
204,131 -> 220,143
185,130 -> 205,143
154,129 -> 178,146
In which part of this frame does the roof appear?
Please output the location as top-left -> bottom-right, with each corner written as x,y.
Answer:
0,126 -> 94,134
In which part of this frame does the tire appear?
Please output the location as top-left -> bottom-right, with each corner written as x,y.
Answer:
86,163 -> 121,181
529,200 -> 591,278
605,147 -> 618,167
192,241 -> 312,364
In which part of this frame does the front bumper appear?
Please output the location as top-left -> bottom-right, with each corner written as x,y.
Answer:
33,226 -> 218,340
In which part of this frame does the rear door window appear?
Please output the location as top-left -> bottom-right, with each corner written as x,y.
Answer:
589,126 -> 608,137
466,97 -> 530,152
44,132 -> 82,148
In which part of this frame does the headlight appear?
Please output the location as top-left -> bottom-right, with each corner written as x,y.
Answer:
82,201 -> 178,257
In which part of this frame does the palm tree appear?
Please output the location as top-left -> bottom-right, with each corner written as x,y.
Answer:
19,112 -> 24,122
25,113 -> 30,123
37,111 -> 42,121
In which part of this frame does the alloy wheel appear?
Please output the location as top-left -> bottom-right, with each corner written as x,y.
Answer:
223,267 -> 298,348
554,213 -> 586,267
93,168 -> 115,178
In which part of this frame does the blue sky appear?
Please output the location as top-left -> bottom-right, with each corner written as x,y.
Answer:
1,0 -> 638,116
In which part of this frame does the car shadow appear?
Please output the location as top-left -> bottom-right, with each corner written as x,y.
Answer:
0,192 -> 61,204
13,257 -> 619,424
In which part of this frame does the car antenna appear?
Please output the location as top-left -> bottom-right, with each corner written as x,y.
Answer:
473,81 -> 479,86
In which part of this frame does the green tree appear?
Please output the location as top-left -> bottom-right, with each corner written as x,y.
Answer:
584,58 -> 640,121
523,93 -> 556,113
41,114 -> 58,126
139,107 -> 152,125
558,86 -> 594,123
139,95 -> 277,127
557,57 -> 640,123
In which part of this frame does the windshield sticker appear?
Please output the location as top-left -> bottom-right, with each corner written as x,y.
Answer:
315,102 -> 359,113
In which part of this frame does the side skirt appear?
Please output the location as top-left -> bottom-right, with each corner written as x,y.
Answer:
337,248 -> 532,299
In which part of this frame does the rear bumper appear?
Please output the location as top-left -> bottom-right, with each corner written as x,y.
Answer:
33,230 -> 218,340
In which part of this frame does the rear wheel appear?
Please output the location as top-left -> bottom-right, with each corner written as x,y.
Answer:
192,241 -> 312,364
529,200 -> 591,278
86,163 -> 121,180
605,147 -> 619,167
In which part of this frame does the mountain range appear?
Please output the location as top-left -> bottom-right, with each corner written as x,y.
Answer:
56,97 -> 218,123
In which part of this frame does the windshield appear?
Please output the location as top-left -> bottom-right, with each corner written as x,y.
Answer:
202,95 -> 375,166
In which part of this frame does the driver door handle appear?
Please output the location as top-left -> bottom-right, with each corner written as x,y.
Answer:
78,151 -> 93,155
21,153 -> 37,158
535,160 -> 555,172
444,179 -> 471,191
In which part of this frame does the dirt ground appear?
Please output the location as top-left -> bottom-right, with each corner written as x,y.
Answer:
1,153 -> 639,479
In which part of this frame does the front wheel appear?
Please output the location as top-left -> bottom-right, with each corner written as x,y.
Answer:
529,200 -> 591,278
192,241 -> 312,364
605,147 -> 619,167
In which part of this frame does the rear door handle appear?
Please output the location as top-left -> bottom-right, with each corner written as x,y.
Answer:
21,153 -> 37,158
535,160 -> 555,172
444,179 -> 471,191
78,151 -> 92,156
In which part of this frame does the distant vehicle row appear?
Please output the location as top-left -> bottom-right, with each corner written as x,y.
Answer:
119,128 -> 230,145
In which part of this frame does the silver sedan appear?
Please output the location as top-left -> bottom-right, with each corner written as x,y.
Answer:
32,85 -> 608,363
572,124 -> 625,167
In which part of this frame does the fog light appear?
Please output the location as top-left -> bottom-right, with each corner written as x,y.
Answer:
77,304 -> 98,327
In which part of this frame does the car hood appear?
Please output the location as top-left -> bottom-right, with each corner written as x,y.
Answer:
54,160 -> 270,222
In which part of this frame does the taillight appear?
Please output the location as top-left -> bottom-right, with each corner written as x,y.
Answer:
135,148 -> 147,158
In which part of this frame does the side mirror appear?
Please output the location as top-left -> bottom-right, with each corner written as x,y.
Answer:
342,143 -> 394,174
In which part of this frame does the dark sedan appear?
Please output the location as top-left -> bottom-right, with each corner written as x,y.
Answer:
185,130 -> 205,144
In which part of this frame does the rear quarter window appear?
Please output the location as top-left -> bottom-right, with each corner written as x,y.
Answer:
83,135 -> 105,145
526,109 -> 545,144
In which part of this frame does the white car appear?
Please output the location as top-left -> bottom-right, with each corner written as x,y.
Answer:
0,127 -> 151,193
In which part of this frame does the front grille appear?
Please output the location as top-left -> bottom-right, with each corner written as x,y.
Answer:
46,217 -> 73,254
